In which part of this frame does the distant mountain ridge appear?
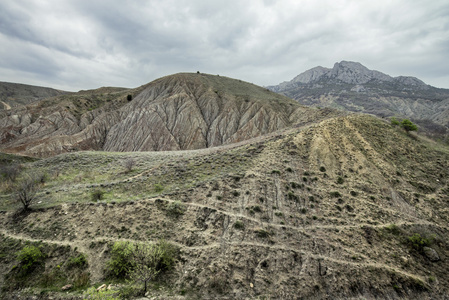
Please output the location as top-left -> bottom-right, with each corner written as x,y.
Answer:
267,61 -> 449,138
0,81 -> 67,109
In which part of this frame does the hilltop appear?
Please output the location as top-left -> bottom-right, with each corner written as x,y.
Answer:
1,113 -> 449,299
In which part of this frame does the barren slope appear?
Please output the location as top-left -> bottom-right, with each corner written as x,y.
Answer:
1,114 -> 448,299
0,81 -> 67,109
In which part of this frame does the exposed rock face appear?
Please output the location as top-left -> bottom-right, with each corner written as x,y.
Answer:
267,61 -> 449,136
0,73 -> 340,157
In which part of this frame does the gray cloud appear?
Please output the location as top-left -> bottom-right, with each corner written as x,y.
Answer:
0,0 -> 448,91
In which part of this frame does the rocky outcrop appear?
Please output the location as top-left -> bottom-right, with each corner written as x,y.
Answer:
0,73 -> 340,157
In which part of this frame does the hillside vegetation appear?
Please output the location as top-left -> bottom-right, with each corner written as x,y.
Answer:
1,114 -> 449,299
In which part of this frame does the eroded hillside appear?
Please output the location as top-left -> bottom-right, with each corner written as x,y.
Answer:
1,114 -> 448,299
0,73 -> 340,157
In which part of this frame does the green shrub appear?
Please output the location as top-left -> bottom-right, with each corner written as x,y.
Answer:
401,119 -> 418,132
107,241 -> 134,278
232,191 -> 240,197
350,191 -> 358,196
330,191 -> 342,198
154,183 -> 164,193
91,189 -> 105,201
271,170 -> 281,175
256,229 -> 270,238
391,117 -> 400,126
252,205 -> 262,213
234,221 -> 245,230
166,201 -> 185,217
286,167 -> 293,173
319,166 -> 326,172
67,253 -> 88,269
287,191 -> 299,202
336,176 -> 344,184
385,224 -> 401,235
408,233 -> 433,252
17,245 -> 45,272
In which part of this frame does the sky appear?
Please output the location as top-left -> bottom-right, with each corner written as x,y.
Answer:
0,0 -> 448,91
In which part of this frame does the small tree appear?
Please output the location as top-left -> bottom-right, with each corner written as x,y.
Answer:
129,243 -> 162,295
123,158 -> 136,173
16,173 -> 41,210
401,119 -> 418,133
390,117 -> 400,126
1,164 -> 21,182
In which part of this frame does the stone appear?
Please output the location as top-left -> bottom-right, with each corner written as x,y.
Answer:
61,284 -> 72,291
423,247 -> 440,262
97,284 -> 107,291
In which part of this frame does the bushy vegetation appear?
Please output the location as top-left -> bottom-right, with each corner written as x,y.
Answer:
16,245 -> 45,272
408,233 -> 433,252
91,189 -> 105,201
66,253 -> 88,269
166,201 -> 186,217
107,240 -> 179,295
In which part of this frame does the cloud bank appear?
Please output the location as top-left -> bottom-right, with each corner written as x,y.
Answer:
1,0 -> 448,91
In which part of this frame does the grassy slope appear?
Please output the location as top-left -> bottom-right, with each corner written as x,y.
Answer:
1,114 -> 449,299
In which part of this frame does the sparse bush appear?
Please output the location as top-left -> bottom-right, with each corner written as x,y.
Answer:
336,176 -> 344,184
67,253 -> 88,269
15,173 -> 42,210
330,191 -> 342,198
234,221 -> 245,230
123,158 -> 136,173
350,191 -> 358,196
408,233 -> 433,252
74,271 -> 90,288
271,170 -> 281,175
319,166 -> 326,172
287,191 -> 299,202
391,117 -> 400,126
17,245 -> 45,272
256,229 -> 270,238
232,191 -> 240,197
286,167 -> 293,173
385,224 -> 401,235
154,183 -> 164,193
166,201 -> 185,217
1,164 -> 21,182
91,189 -> 105,201
127,94 -> 133,101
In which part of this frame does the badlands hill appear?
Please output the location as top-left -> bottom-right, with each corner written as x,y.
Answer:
0,73 -> 340,157
0,113 -> 449,299
268,61 -> 449,138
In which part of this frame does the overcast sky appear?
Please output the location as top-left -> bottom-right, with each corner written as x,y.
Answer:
1,0 -> 448,91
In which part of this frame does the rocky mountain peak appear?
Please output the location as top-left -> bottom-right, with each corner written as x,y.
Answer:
328,61 -> 393,84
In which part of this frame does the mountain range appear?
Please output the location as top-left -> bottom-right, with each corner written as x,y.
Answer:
268,61 -> 449,139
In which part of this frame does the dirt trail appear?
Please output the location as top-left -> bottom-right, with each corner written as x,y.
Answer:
0,227 -> 427,285
1,101 -> 11,110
